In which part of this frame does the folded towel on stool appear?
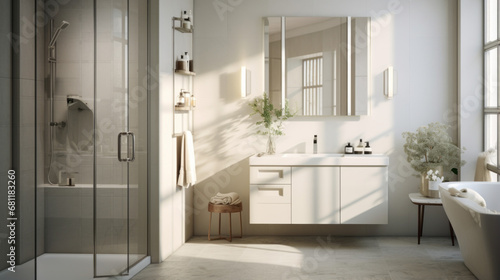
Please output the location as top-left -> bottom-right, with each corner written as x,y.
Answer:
210,192 -> 240,205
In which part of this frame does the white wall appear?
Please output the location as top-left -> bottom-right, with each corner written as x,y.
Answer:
191,0 -> 481,237
150,0 -> 194,262
458,0 -> 483,181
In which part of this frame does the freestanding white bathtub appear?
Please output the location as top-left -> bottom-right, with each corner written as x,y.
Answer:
439,182 -> 500,280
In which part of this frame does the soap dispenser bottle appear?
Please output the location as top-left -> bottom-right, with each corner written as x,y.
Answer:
177,90 -> 185,106
344,142 -> 353,154
354,139 -> 364,154
313,135 -> 318,154
364,142 -> 372,154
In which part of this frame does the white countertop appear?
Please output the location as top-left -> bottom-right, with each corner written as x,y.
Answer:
249,153 -> 389,166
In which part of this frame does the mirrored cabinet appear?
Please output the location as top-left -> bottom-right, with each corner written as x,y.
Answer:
264,17 -> 371,116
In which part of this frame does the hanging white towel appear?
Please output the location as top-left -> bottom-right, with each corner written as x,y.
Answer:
177,131 -> 197,188
474,149 -> 495,181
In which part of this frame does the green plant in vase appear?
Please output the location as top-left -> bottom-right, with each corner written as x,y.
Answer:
249,93 -> 294,154
402,122 -> 465,196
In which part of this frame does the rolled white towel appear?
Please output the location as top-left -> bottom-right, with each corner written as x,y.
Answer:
209,192 -> 240,205
230,198 -> 241,205
448,187 -> 487,207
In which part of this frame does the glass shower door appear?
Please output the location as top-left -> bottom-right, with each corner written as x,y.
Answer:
94,0 -> 130,276
94,0 -> 148,277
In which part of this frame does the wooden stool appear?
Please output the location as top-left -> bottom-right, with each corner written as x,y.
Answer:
208,202 -> 242,242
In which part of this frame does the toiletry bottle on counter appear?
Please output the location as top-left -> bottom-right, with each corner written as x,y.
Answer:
313,135 -> 318,154
364,142 -> 372,154
344,142 -> 353,154
354,139 -> 364,154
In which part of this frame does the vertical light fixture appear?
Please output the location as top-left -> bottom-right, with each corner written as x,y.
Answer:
346,16 -> 352,115
241,66 -> 251,97
384,66 -> 395,99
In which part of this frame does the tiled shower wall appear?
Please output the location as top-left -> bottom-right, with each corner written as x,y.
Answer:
0,1 -> 13,272
46,0 -> 137,185
5,0 -> 46,268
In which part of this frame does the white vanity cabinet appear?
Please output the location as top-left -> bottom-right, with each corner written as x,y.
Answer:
291,167 -> 340,224
249,154 -> 389,225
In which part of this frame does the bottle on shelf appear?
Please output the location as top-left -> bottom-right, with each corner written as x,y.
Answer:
191,94 -> 196,107
182,10 -> 192,30
313,135 -> 318,154
354,139 -> 364,154
364,142 -> 372,154
183,90 -> 191,108
177,90 -> 185,106
184,52 -> 190,72
182,10 -> 189,20
344,142 -> 353,154
176,54 -> 184,71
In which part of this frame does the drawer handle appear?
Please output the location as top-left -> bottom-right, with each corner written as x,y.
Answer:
258,169 -> 284,178
257,187 -> 284,196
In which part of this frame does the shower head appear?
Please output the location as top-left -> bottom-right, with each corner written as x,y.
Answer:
48,20 -> 70,48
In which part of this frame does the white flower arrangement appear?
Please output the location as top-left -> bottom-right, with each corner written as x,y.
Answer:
425,169 -> 444,182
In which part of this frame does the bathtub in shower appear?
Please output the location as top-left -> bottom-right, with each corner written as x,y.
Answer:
439,182 -> 500,280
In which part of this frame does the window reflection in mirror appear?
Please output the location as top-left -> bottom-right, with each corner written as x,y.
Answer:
264,17 -> 371,116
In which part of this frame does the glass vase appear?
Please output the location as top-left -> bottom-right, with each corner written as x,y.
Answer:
428,181 -> 441,198
266,134 -> 276,154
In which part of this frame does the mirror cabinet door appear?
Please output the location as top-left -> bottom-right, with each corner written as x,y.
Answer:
264,17 -> 371,116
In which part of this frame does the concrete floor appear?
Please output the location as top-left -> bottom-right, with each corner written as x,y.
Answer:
132,236 -> 477,280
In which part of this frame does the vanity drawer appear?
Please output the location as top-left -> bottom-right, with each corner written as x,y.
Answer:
250,184 -> 291,204
249,203 -> 291,224
250,184 -> 291,224
250,166 -> 291,184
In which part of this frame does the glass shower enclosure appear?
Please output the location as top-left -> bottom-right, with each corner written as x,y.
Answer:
0,0 -> 149,279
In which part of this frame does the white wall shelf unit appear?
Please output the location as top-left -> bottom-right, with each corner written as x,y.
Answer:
172,15 -> 195,137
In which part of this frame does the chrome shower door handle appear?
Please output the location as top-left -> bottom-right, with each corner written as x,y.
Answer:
129,132 -> 135,162
118,132 -> 136,162
118,132 -> 128,162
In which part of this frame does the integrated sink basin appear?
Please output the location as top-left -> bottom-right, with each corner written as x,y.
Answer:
280,153 -> 344,158
250,153 -> 388,166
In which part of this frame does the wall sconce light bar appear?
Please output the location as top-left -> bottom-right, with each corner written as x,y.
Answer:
384,66 -> 396,99
241,66 -> 251,97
